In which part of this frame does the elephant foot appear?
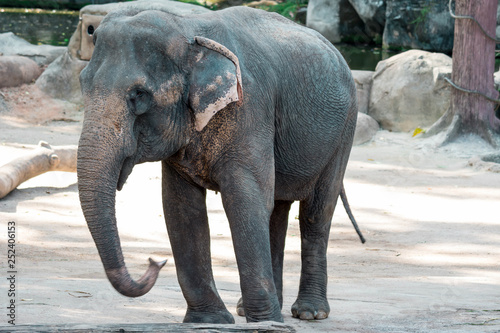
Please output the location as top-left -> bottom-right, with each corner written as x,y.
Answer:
291,297 -> 330,320
236,297 -> 245,316
235,296 -> 283,322
183,308 -> 235,324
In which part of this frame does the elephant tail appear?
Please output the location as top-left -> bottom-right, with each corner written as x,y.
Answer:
340,185 -> 366,244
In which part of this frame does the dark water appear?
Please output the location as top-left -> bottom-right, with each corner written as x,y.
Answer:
338,44 -> 500,72
336,44 -> 393,71
0,10 -> 79,46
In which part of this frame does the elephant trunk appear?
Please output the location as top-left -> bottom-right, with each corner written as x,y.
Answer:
77,122 -> 165,297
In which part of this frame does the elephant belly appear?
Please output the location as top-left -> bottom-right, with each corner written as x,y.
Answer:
274,171 -> 318,201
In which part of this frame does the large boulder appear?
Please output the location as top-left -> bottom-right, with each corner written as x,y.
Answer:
306,0 -> 367,43
0,56 -> 42,88
35,51 -> 87,103
383,0 -> 455,53
0,32 -> 66,67
369,50 -> 452,132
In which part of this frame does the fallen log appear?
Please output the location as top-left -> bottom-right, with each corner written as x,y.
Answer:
0,141 -> 77,199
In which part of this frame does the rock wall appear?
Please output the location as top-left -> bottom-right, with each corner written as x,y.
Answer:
306,0 -> 368,43
383,0 -> 455,53
307,0 -> 460,53
348,0 -> 386,38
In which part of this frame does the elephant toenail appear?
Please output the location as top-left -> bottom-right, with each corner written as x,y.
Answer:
316,311 -> 328,319
300,311 -> 315,320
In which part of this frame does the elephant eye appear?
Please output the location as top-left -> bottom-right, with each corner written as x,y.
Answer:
127,88 -> 151,116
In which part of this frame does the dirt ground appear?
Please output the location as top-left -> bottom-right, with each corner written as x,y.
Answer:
0,87 -> 499,332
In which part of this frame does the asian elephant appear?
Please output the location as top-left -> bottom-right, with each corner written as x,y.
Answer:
77,6 -> 363,324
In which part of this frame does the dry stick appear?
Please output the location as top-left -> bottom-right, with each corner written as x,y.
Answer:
0,141 -> 77,199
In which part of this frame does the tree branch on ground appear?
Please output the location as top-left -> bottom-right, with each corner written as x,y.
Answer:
0,141 -> 77,199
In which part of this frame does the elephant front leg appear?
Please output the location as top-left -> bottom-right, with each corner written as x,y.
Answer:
162,162 -> 233,324
218,166 -> 283,323
236,200 -> 292,317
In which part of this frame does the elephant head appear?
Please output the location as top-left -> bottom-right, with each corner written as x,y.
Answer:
77,9 -> 242,297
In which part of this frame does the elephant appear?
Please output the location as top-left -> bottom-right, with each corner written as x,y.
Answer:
77,5 -> 363,324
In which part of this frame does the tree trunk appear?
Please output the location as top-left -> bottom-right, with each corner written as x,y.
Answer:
444,0 -> 500,146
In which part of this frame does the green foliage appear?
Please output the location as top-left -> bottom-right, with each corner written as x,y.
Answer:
0,7 -> 77,15
373,34 -> 383,45
410,4 -> 431,29
254,0 -> 308,21
175,0 -> 218,10
383,44 -> 411,53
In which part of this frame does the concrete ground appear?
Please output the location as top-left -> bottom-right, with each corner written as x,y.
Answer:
0,94 -> 499,332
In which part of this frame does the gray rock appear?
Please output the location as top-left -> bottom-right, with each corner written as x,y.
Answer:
383,0 -> 455,53
35,51 -> 88,103
0,32 -> 66,67
348,0 -> 386,38
352,70 -> 374,114
353,112 -> 379,145
306,0 -> 367,43
369,50 -> 452,132
0,55 -> 42,88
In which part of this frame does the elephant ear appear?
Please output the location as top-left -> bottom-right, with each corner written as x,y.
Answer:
189,36 -> 243,131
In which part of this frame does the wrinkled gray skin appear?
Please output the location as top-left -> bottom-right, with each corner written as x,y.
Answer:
78,6 -> 357,324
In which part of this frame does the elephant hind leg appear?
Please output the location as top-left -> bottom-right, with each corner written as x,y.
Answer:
270,200 -> 293,308
292,151 -> 350,320
236,200 -> 293,317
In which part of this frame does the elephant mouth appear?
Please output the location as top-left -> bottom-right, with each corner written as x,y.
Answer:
117,157 -> 135,191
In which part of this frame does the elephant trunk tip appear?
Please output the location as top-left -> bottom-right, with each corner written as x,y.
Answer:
151,257 -> 168,268
106,257 -> 168,298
